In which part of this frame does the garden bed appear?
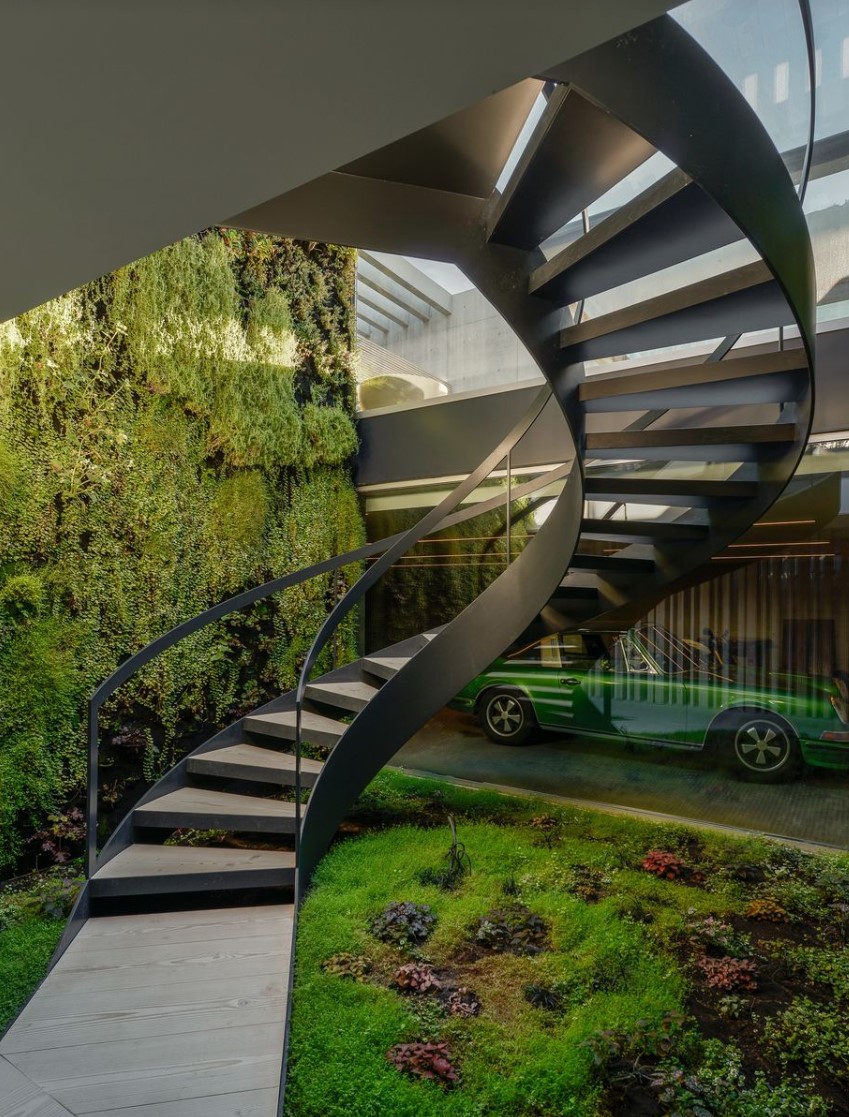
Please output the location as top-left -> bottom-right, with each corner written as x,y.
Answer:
286,771 -> 849,1117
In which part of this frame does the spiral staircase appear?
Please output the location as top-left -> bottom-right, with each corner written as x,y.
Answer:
0,13 -> 815,1117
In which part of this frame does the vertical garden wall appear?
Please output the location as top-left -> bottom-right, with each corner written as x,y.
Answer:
0,229 -> 364,872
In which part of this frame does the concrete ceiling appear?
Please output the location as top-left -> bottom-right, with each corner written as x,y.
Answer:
0,0 -> 683,322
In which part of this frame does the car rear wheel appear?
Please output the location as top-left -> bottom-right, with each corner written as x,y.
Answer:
721,711 -> 801,783
480,689 -> 535,745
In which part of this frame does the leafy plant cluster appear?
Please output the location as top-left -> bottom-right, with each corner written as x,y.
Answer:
320,952 -> 372,982
386,1041 -> 460,1089
394,962 -> 441,994
369,900 -> 437,947
473,902 -> 550,955
0,228 -> 363,872
697,956 -> 759,992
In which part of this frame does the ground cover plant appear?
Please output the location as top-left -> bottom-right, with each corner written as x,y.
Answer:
0,229 -> 363,874
287,771 -> 849,1116
0,867 -> 82,1032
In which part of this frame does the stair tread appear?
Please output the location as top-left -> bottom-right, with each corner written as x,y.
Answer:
245,709 -> 347,739
134,786 -> 297,823
305,679 -> 379,705
189,742 -> 324,777
560,260 -> 786,362
531,169 -> 740,304
362,655 -> 410,674
579,348 -> 807,408
581,518 -> 707,539
487,86 -> 654,249
585,475 -> 757,498
92,844 -> 295,881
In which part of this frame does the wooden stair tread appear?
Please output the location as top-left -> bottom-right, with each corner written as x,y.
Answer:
531,169 -> 740,304
362,655 -> 410,679
487,86 -> 654,249
134,787 -> 297,831
188,743 -> 322,785
244,709 -> 347,746
560,261 -> 787,362
93,845 -> 295,877
579,348 -> 807,410
304,679 -> 379,712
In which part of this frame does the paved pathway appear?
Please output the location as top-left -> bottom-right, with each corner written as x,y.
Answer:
0,906 -> 292,1117
396,711 -> 849,848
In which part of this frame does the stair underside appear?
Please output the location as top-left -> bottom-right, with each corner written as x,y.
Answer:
579,348 -> 807,411
560,262 -> 788,362
581,518 -> 707,543
585,422 -> 796,462
585,475 -> 758,506
531,170 -> 741,304
487,86 -> 654,248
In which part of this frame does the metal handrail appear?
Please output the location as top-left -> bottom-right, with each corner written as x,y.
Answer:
291,383 -> 557,858
84,387 -> 562,875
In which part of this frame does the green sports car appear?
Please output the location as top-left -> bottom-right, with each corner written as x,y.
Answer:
450,624 -> 849,782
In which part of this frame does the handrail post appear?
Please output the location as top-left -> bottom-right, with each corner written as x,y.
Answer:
86,697 -> 99,879
294,700 -> 302,870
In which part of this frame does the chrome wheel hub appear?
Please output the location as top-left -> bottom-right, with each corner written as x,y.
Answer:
489,696 -> 523,734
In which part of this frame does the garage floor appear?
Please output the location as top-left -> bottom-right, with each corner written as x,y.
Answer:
395,710 -> 849,849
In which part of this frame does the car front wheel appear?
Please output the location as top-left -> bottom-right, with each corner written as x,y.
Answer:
722,712 -> 801,782
480,689 -> 534,745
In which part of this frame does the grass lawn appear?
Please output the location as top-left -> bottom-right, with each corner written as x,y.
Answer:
0,870 -> 81,1035
286,771 -> 849,1117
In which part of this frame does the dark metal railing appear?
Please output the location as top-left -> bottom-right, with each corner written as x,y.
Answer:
290,383 -> 557,861
84,387 -> 563,876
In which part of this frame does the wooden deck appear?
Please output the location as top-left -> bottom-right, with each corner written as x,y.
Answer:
0,905 -> 293,1117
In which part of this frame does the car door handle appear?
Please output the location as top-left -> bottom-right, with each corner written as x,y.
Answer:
560,677 -> 580,687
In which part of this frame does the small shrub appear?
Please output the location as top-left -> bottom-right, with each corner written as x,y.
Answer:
764,996 -> 849,1085
582,1011 -> 689,1068
529,815 -> 561,848
687,915 -> 754,958
387,1041 -> 460,1088
444,987 -> 480,1018
27,809 -> 85,865
473,903 -> 549,955
394,962 -> 441,994
785,945 -> 849,1001
320,953 -> 371,982
524,984 -> 562,1011
642,850 -> 685,880
369,901 -> 436,947
501,875 -> 520,898
565,864 -> 608,903
716,994 -> 748,1020
697,956 -> 758,991
745,897 -> 790,923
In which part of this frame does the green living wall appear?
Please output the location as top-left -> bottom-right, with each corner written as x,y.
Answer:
0,229 -> 364,872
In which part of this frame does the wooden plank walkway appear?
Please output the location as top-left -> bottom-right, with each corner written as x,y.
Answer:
0,905 -> 293,1117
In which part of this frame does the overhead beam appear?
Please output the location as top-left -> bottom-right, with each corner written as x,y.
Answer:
357,310 -> 390,336
357,265 -> 430,322
356,290 -> 410,329
360,251 -> 454,316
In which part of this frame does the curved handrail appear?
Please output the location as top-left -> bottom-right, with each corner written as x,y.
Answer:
84,389 -> 565,874
291,382 -> 562,856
